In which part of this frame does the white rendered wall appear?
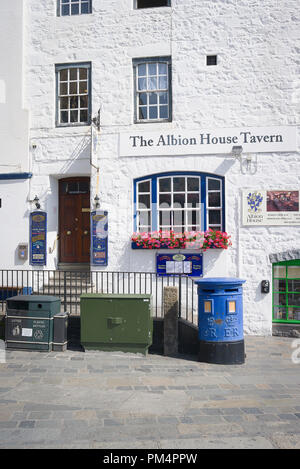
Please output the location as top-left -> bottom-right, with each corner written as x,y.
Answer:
23,0 -> 300,335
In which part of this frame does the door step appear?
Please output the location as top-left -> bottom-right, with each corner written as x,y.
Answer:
57,263 -> 90,272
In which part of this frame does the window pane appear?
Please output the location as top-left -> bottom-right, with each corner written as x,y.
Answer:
159,106 -> 168,119
148,63 -> 157,76
187,177 -> 199,191
187,211 -> 200,226
273,265 -> 286,278
173,194 -> 185,208
138,211 -> 151,226
60,69 -> 68,81
71,3 -> 79,14
60,111 -> 68,123
159,194 -> 171,208
79,68 -> 87,79
79,81 -> 88,93
158,92 -> 168,104
208,179 -> 221,190
70,110 -> 78,122
208,192 -> 221,207
209,210 -> 221,225
288,294 -> 300,306
288,279 -> 300,292
139,107 -> 147,119
159,211 -> 171,227
78,181 -> 89,192
274,279 -> 286,292
159,178 -> 171,192
138,194 -> 150,209
80,110 -> 88,122
70,96 -> 78,109
173,177 -> 185,192
70,68 -> 77,80
59,83 -> 68,95
273,306 -> 286,320
80,95 -> 88,108
81,2 -> 89,13
187,193 -> 199,208
287,308 -> 300,321
149,106 -> 158,119
159,75 -> 168,89
139,93 -> 147,105
62,4 -> 70,15
158,63 -> 167,75
138,181 -> 150,193
138,64 -> 146,76
60,97 -> 68,110
273,292 -> 286,306
287,266 -> 300,278
138,78 -> 147,90
173,210 -> 184,226
69,82 -> 77,94
149,93 -> 158,105
148,77 -> 157,90
173,226 -> 184,233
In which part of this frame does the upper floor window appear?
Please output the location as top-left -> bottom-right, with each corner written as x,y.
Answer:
133,57 -> 172,123
58,0 -> 92,16
56,63 -> 91,126
136,0 -> 170,8
134,172 -> 225,233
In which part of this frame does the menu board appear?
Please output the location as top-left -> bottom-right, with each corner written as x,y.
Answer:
157,253 -> 203,277
30,211 -> 47,266
91,210 -> 108,266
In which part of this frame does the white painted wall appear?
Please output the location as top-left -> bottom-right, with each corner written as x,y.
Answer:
1,0 -> 298,335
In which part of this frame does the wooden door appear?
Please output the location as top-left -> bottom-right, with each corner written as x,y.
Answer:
59,178 -> 90,263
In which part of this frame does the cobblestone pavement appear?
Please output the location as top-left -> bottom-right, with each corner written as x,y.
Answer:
0,336 -> 300,449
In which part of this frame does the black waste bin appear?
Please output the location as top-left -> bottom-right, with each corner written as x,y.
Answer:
195,277 -> 246,364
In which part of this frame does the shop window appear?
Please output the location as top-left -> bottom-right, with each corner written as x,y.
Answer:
134,172 -> 225,233
133,57 -> 172,122
57,0 -> 92,16
136,0 -> 170,8
273,260 -> 300,323
55,63 -> 91,126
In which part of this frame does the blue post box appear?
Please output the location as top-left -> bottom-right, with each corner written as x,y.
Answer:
195,277 -> 246,364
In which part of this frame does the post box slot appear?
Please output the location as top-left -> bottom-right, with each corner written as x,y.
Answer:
202,289 -> 215,293
225,288 -> 238,292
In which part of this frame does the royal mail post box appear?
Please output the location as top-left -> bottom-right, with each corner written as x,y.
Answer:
80,294 -> 153,355
195,277 -> 246,364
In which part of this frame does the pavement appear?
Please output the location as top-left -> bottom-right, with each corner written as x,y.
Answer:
0,335 -> 300,449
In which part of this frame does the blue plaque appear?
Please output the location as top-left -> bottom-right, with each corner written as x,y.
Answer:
91,210 -> 108,266
30,211 -> 47,266
157,253 -> 203,277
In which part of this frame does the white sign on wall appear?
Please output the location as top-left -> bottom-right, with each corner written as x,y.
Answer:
119,126 -> 297,157
242,190 -> 300,226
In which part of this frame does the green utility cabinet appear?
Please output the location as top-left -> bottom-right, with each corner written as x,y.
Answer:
5,295 -> 61,351
80,294 -> 153,355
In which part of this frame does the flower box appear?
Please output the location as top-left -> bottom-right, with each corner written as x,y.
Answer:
131,230 -> 231,251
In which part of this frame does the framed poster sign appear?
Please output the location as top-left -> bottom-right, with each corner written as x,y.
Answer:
243,190 -> 300,226
157,253 -> 203,277
30,211 -> 47,266
91,210 -> 108,266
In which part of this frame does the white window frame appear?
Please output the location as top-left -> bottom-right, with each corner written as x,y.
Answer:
136,179 -> 152,232
206,177 -> 223,231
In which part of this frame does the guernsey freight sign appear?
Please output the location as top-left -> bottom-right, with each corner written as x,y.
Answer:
119,126 -> 297,157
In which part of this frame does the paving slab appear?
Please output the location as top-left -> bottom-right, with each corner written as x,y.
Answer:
0,336 -> 300,449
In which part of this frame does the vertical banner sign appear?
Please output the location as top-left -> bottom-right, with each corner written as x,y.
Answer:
30,211 -> 47,266
91,210 -> 108,266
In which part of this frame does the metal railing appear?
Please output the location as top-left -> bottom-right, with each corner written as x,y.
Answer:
0,270 -> 198,325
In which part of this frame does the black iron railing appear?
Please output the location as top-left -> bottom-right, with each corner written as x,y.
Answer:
0,270 -> 198,325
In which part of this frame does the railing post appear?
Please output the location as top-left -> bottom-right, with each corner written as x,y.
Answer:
178,275 -> 182,318
63,271 -> 67,312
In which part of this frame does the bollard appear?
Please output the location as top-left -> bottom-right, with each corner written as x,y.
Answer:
163,286 -> 178,356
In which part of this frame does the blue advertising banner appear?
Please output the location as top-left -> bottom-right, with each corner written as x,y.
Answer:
157,253 -> 203,277
30,211 -> 47,266
91,210 -> 108,266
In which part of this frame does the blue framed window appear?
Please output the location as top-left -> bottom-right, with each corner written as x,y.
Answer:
55,62 -> 91,126
133,172 -> 225,233
57,0 -> 92,16
133,57 -> 172,123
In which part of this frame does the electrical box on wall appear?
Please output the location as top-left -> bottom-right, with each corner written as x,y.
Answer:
261,280 -> 270,294
18,243 -> 28,261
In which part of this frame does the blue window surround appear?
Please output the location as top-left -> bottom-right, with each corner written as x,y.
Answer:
133,171 -> 225,233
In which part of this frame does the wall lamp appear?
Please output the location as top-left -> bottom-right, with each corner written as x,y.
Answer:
94,194 -> 100,209
33,195 -> 41,210
231,145 -> 243,160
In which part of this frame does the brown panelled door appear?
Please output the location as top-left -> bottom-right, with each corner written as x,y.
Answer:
59,177 -> 90,263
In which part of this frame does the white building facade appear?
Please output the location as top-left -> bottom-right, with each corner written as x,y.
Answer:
0,0 -> 300,335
